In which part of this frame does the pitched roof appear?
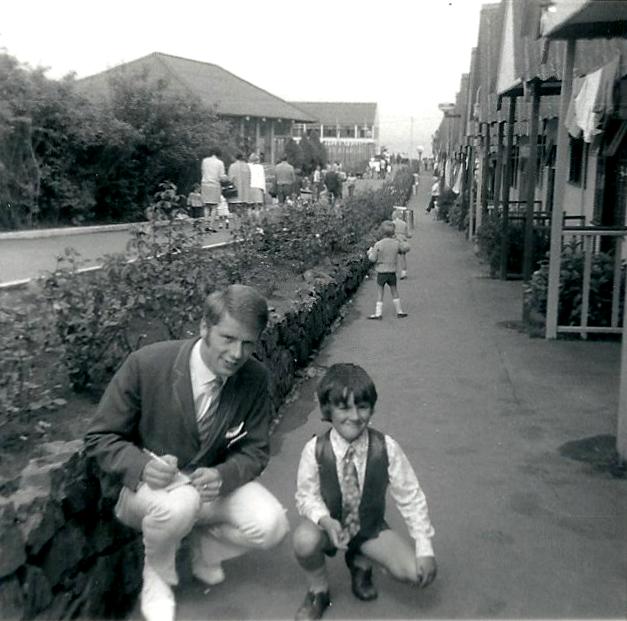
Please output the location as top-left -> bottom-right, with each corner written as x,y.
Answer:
76,52 -> 316,122
288,102 -> 378,126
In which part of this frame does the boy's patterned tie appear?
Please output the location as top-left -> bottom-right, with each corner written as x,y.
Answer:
341,445 -> 361,539
197,377 -> 223,447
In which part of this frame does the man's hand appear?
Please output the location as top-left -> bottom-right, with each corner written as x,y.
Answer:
142,454 -> 178,489
190,467 -> 222,502
318,516 -> 347,550
415,555 -> 437,588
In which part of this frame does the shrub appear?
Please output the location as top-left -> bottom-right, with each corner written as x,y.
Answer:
524,241 -> 625,328
476,212 -> 550,277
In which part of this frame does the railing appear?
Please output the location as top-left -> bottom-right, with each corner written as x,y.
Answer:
557,227 -> 627,338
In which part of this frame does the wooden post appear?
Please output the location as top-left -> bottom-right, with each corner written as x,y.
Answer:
467,142 -> 476,240
480,122 -> 491,225
270,120 -> 276,164
493,122 -> 505,212
546,39 -> 577,339
523,82 -> 541,281
500,96 -> 517,280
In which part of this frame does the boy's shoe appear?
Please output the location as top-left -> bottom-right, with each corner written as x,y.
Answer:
295,590 -> 331,620
367,314 -> 382,320
397,312 -> 408,318
349,566 -> 378,601
400,271 -> 407,279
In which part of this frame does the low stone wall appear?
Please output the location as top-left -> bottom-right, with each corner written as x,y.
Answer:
0,252 -> 370,620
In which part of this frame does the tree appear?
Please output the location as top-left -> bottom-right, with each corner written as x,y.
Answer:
308,130 -> 328,169
283,138 -> 304,171
299,135 -> 316,175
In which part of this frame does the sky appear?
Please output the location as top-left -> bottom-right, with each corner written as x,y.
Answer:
1,0 -> 488,156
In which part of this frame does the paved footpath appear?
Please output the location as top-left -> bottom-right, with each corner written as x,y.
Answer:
141,177 -> 626,620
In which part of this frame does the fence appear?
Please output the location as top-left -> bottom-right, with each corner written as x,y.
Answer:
556,227 -> 627,338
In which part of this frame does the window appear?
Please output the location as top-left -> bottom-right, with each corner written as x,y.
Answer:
359,126 -> 373,139
322,126 -> 337,139
338,125 -> 355,138
568,137 -> 584,184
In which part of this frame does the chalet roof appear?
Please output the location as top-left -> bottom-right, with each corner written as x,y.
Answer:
476,3 -> 503,123
541,0 -> 627,39
289,102 -> 378,126
497,0 -> 627,97
76,52 -> 316,122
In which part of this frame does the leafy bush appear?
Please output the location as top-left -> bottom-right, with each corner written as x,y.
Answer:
0,305 -> 66,418
476,212 -> 550,277
524,241 -> 625,328
25,174 -> 412,397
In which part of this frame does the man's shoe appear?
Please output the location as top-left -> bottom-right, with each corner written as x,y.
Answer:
349,566 -> 378,601
192,562 -> 225,586
397,312 -> 408,318
295,590 -> 331,620
367,314 -> 382,320
140,564 -> 175,621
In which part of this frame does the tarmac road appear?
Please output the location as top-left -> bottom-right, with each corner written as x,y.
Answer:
131,177 -> 626,620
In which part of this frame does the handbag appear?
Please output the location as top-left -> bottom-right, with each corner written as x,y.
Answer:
220,178 -> 238,199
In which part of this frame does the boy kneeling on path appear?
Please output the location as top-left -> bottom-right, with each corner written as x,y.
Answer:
292,363 -> 437,620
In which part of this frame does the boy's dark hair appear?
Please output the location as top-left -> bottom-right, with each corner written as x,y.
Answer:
317,363 -> 378,421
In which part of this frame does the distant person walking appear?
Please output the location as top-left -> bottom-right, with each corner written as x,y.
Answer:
227,153 -> 252,220
324,165 -> 342,206
392,208 -> 411,280
427,175 -> 440,215
275,156 -> 296,205
187,184 -> 204,219
201,147 -> 226,230
248,153 -> 266,216
366,221 -> 410,319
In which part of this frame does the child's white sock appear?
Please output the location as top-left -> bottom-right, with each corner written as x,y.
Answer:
393,298 -> 404,314
374,301 -> 383,317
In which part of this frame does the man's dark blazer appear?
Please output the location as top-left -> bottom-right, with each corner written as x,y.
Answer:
84,338 -> 272,497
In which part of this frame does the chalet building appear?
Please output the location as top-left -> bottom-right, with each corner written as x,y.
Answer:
75,52 -> 316,164
289,102 -> 379,168
430,0 -> 627,458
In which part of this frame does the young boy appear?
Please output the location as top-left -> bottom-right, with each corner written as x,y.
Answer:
293,363 -> 436,620
392,208 -> 412,280
366,220 -> 410,319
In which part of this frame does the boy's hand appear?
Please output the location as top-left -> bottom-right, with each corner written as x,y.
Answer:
142,454 -> 178,489
415,555 -> 437,588
318,516 -> 347,550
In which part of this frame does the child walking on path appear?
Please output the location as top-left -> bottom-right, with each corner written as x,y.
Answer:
366,220 -> 410,319
392,208 -> 412,280
292,363 -> 437,620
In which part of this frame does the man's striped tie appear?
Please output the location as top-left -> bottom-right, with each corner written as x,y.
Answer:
196,376 -> 224,447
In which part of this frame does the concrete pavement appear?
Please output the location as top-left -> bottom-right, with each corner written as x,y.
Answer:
149,177 -> 626,620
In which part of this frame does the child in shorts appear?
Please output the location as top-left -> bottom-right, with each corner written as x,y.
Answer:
366,220 -> 410,319
292,363 -> 437,620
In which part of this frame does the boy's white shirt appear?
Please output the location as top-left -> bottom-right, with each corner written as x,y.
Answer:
295,427 -> 435,557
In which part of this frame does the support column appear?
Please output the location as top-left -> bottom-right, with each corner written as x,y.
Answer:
493,121 -> 505,211
499,96 -> 516,280
546,39 -> 577,339
270,120 -> 276,164
467,141 -> 476,240
479,122 -> 491,228
255,118 -> 261,154
523,82 -> 541,282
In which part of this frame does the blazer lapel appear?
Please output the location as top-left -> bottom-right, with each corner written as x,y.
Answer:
172,339 -> 201,448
